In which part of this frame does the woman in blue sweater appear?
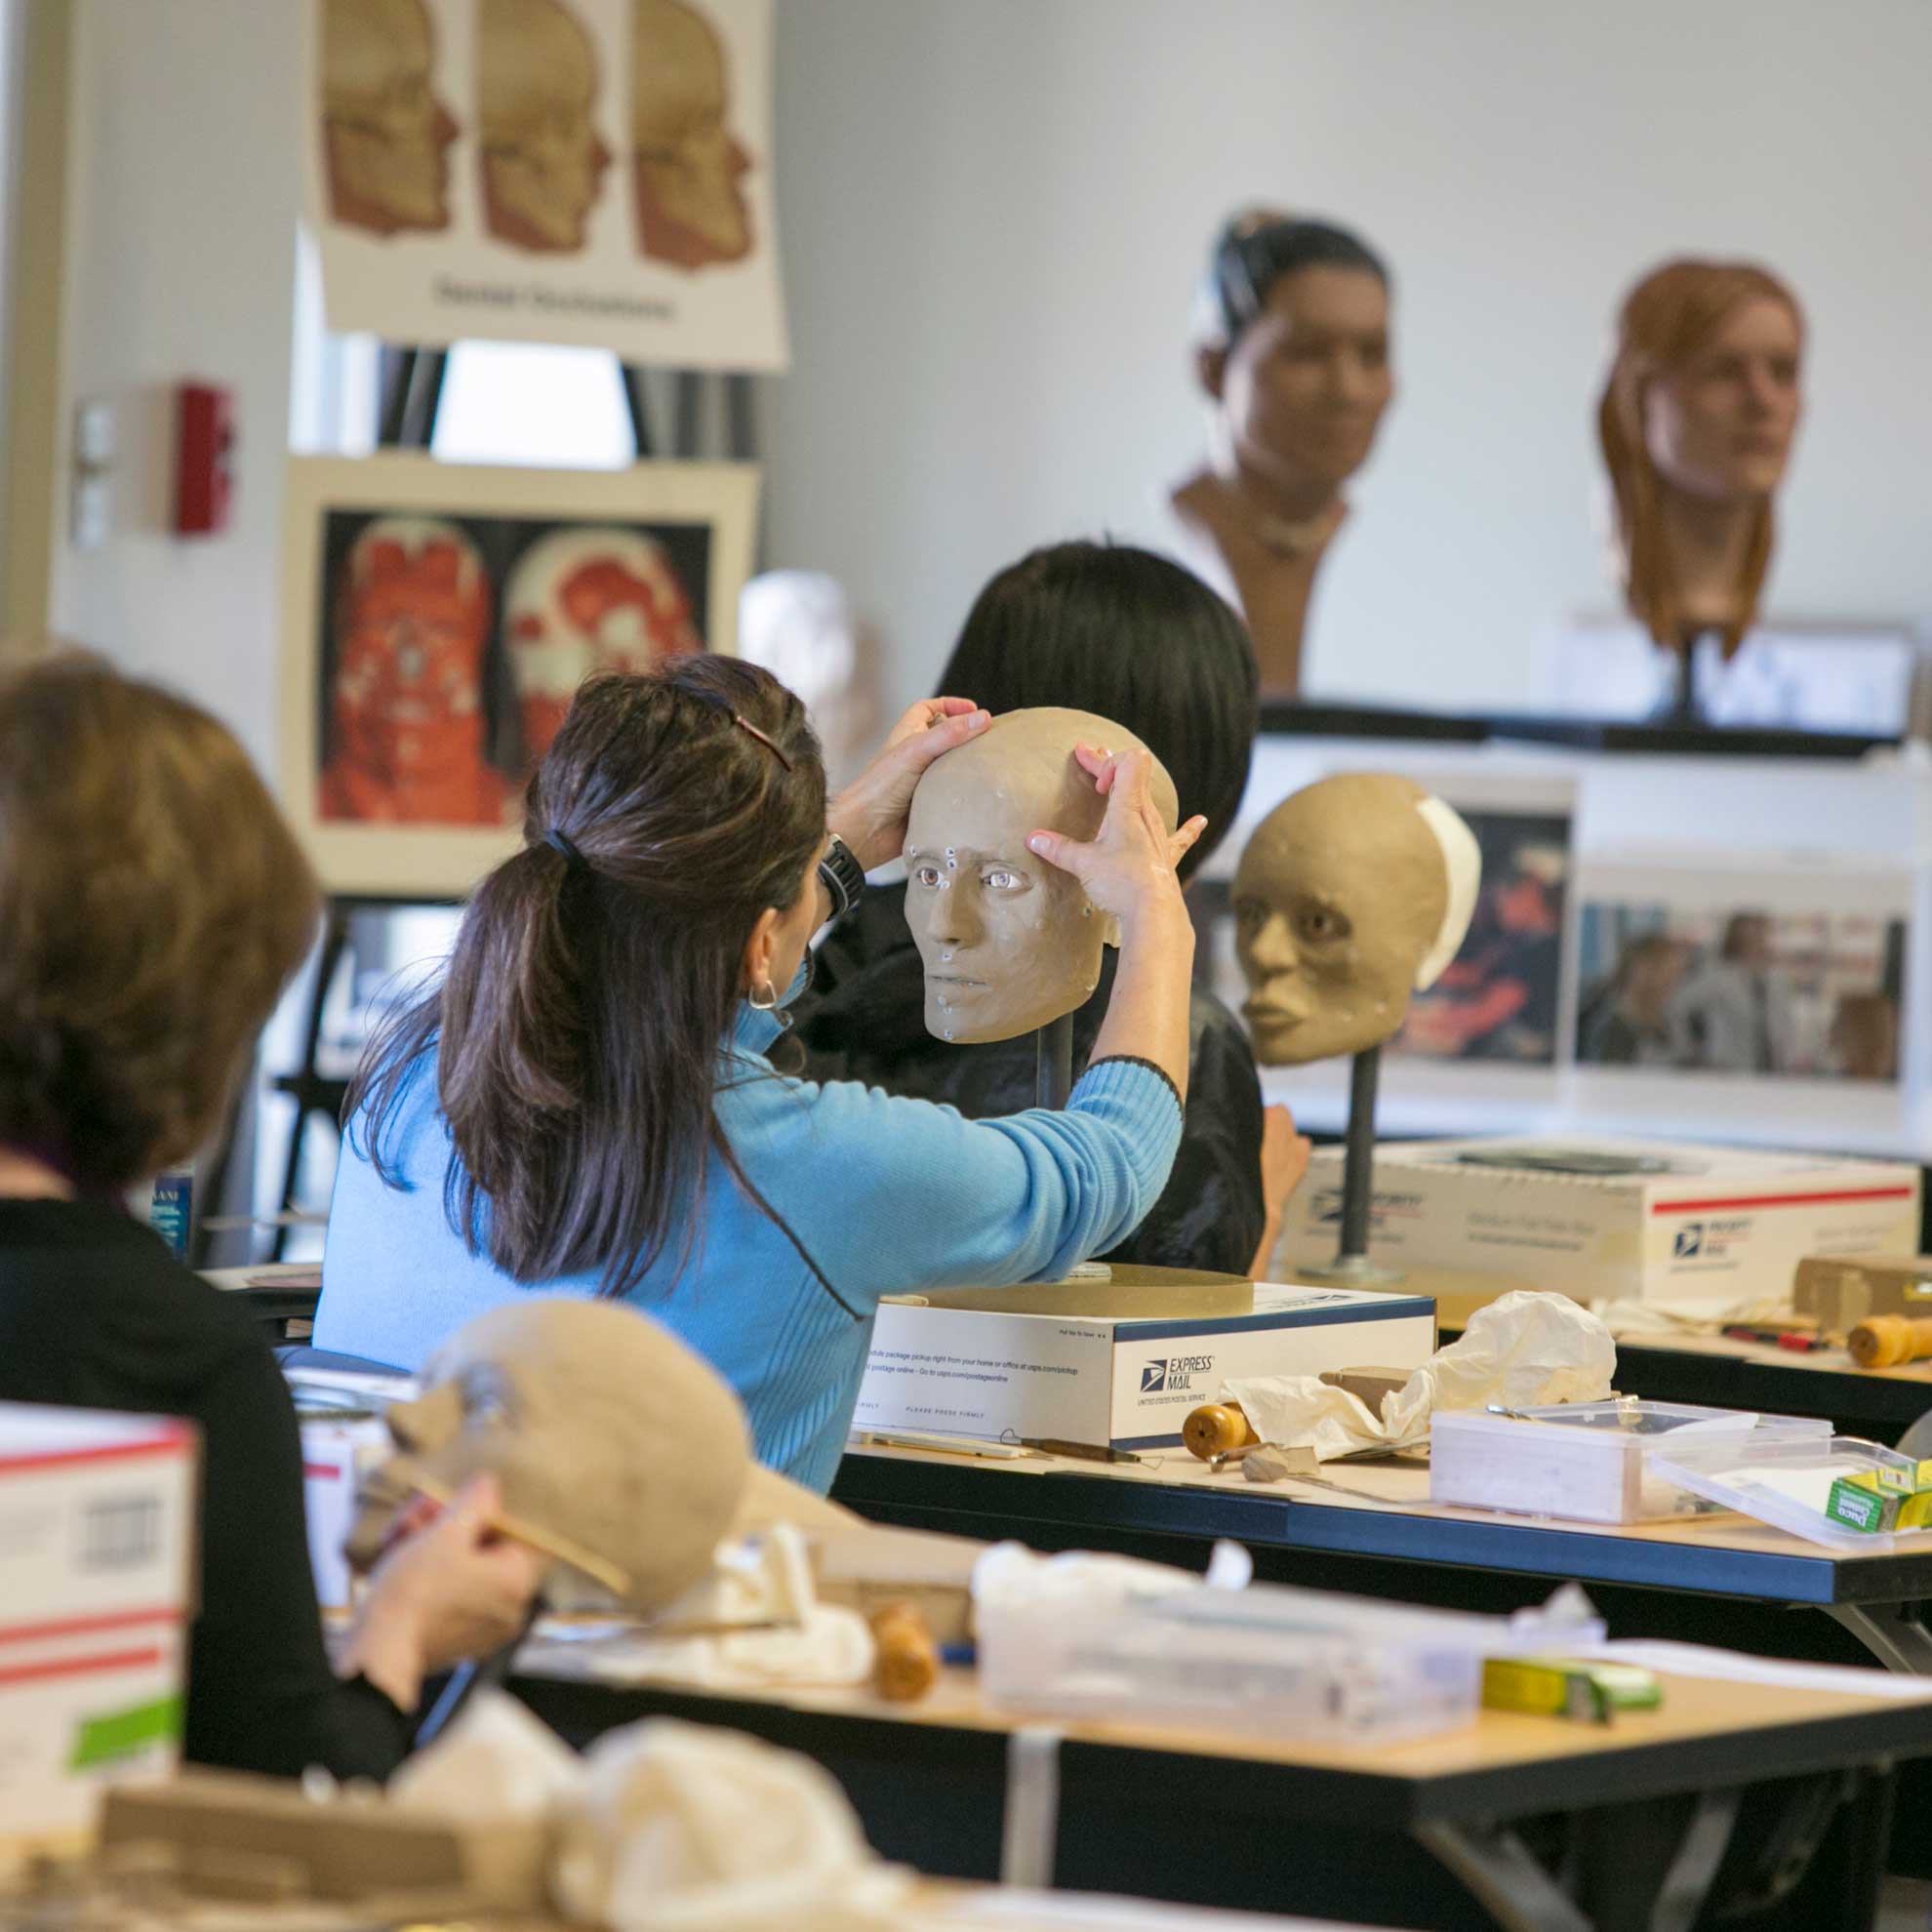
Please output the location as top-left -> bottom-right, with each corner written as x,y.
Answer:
316,656 -> 1203,1490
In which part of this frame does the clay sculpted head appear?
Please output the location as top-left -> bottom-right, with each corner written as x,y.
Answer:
477,0 -> 613,252
348,1299 -> 751,1614
1233,774 -> 1479,1065
904,707 -> 1178,1045
1597,259 -> 1804,660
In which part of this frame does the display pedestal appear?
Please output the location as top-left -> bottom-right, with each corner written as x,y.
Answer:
1299,1045 -> 1404,1287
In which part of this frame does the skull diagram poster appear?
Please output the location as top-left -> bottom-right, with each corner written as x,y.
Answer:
305,0 -> 785,370
280,452 -> 758,896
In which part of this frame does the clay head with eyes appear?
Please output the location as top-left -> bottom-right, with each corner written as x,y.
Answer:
904,707 -> 1179,1045
1233,773 -> 1479,1066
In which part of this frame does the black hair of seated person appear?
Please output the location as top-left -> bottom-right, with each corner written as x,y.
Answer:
1207,211 -> 1390,347
933,542 -> 1257,883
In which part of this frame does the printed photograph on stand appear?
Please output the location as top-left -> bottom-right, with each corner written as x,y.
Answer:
281,453 -> 758,895
1576,899 -> 1906,1083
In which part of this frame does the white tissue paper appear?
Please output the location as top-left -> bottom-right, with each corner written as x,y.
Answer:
516,1524 -> 878,1692
973,1539 -> 1253,1614
387,1688 -> 584,1819
1228,1290 -> 1618,1463
552,1718 -> 912,1932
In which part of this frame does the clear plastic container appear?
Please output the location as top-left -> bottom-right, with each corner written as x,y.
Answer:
1431,1398 -> 1830,1524
1648,1433 -> 1932,1552
977,1572 -> 1603,1746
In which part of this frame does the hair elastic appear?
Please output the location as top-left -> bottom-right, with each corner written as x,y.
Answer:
543,827 -> 588,871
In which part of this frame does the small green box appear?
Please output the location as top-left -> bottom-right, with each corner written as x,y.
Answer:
1827,1478 -> 1896,1534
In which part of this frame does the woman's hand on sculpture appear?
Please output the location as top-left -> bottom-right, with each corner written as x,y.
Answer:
1026,745 -> 1206,936
340,1473 -> 544,1712
827,698 -> 990,874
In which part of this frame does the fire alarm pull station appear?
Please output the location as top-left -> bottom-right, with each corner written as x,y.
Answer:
175,382 -> 234,536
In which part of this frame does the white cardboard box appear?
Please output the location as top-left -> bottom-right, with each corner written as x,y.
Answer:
0,1403 -> 199,1833
854,1284 -> 1436,1450
1275,1137 -> 1922,1313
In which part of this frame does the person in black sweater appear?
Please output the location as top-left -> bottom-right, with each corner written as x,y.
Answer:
793,542 -> 1307,1277
0,656 -> 539,1781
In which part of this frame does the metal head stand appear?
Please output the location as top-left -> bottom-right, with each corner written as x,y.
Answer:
414,1597 -> 543,1751
1033,1010 -> 1074,1109
1297,1045 -> 1404,1286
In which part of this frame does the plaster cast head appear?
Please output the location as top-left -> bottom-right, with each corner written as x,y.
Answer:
904,707 -> 1178,1045
1193,207 -> 1394,501
630,0 -> 753,268
321,0 -> 459,236
348,1299 -> 752,1614
1597,258 -> 1804,658
477,0 -> 613,252
505,526 -> 702,763
1233,774 -> 1479,1065
322,517 -> 500,825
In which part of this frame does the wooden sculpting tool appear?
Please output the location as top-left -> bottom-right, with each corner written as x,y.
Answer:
1849,1313 -> 1932,1369
394,1468 -> 632,1600
1016,1436 -> 1145,1464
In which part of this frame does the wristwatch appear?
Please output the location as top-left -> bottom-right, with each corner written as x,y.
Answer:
818,832 -> 866,922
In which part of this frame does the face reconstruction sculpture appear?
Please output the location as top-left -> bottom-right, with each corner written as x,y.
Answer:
1597,259 -> 1804,661
321,0 -> 459,236
1234,774 -> 1479,1065
904,707 -> 1179,1045
348,1300 -> 752,1614
478,0 -> 612,252
630,0 -> 753,268
505,526 -> 703,764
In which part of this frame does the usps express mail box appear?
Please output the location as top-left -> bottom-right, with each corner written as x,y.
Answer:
1275,1138 -> 1921,1314
0,1403 -> 198,1833
855,1284 -> 1435,1450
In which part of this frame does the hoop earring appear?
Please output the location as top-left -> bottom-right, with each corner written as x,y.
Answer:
746,980 -> 780,1012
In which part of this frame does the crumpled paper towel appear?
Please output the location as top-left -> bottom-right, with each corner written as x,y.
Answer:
515,1524 -> 878,1693
389,1688 -> 583,1817
552,1718 -> 912,1932
973,1538 -> 1253,1611
1228,1289 -> 1617,1463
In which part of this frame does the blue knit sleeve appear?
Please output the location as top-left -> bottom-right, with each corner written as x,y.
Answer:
744,1056 -> 1185,1309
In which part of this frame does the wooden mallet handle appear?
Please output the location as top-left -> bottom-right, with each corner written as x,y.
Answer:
869,1601 -> 939,1702
1183,1402 -> 1256,1461
1850,1313 -> 1932,1369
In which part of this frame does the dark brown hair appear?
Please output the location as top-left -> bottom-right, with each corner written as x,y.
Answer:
0,652 -> 319,1189
352,657 -> 826,1295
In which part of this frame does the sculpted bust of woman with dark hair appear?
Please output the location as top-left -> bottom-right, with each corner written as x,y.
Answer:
1168,208 -> 1395,697
317,654 -> 1204,1492
795,541 -> 1308,1279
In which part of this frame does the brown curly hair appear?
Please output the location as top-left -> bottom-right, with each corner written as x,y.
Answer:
0,654 -> 320,1189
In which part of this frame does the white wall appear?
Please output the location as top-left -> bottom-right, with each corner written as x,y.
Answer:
764,0 -> 1932,718
49,0 -> 301,774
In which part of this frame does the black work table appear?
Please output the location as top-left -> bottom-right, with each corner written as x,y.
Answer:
832,1443 -> 1932,1674
508,1655 -> 1931,1932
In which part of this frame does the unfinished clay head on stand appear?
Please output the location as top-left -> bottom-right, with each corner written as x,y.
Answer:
1235,774 -> 1478,1282
903,706 -> 1178,1047
348,1299 -> 751,1614
1234,773 -> 1478,1067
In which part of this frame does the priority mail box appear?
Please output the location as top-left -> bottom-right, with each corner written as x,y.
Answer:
0,1402 -> 199,1832
855,1284 -> 1436,1450
1275,1139 -> 1922,1314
